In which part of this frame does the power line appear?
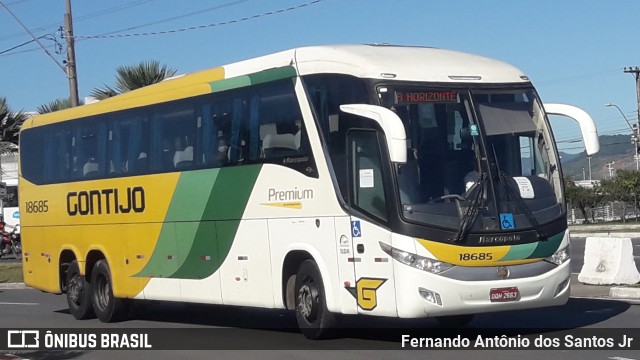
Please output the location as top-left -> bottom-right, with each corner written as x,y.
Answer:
0,0 -> 321,56
0,33 -> 58,55
5,0 -> 29,5
0,0 -> 247,56
74,0 -> 158,22
0,0 -> 161,43
535,69 -> 620,86
0,0 -> 65,73
94,0 -> 250,38
73,0 -> 324,40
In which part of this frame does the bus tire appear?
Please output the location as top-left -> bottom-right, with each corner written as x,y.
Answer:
91,259 -> 131,323
435,314 -> 474,327
65,260 -> 95,320
294,259 -> 336,339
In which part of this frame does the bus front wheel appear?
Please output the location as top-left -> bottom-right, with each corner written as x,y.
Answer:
294,260 -> 336,339
66,260 -> 95,320
90,259 -> 131,322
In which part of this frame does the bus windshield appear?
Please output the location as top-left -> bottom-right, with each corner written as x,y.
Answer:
379,85 -> 562,233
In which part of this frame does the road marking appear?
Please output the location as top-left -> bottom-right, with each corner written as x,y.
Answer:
608,357 -> 637,360
0,302 -> 39,305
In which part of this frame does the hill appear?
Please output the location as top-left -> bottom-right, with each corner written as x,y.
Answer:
560,134 -> 637,180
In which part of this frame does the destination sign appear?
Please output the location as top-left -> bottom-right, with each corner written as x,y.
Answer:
394,90 -> 459,104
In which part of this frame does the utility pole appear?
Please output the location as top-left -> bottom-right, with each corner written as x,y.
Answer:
64,0 -> 79,107
624,67 -> 640,158
606,161 -> 615,179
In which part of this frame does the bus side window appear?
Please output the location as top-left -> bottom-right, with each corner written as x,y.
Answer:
348,130 -> 388,222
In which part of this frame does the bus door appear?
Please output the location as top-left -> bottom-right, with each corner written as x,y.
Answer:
347,129 -> 397,316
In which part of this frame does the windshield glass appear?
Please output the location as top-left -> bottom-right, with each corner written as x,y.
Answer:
378,85 -> 562,232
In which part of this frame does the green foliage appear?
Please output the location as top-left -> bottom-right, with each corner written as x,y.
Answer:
598,169 -> 640,222
600,170 -> 640,202
36,97 -> 84,114
0,96 -> 27,150
564,176 -> 603,223
91,60 -> 178,100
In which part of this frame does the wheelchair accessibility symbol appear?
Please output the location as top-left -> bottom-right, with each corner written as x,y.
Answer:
499,213 -> 515,230
352,221 -> 362,237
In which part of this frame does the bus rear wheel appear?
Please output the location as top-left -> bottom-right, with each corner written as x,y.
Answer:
91,259 -> 132,322
294,260 -> 336,339
66,260 -> 95,320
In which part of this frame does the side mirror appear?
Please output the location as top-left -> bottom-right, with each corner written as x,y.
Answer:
339,104 -> 407,163
544,103 -> 600,155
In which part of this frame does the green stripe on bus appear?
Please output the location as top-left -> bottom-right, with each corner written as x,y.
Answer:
527,231 -> 564,259
134,170 -> 219,277
209,66 -> 296,93
200,165 -> 262,221
499,242 -> 538,262
248,66 -> 297,85
210,76 -> 251,93
170,165 -> 262,279
166,169 -> 220,222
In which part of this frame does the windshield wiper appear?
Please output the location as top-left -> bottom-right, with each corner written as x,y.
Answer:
490,145 -> 547,241
450,173 -> 486,243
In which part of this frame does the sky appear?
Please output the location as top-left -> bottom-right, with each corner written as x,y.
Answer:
1,0 -> 639,154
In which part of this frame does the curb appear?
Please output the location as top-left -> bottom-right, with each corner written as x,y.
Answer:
570,232 -> 640,238
0,283 -> 28,290
610,286 -> 640,299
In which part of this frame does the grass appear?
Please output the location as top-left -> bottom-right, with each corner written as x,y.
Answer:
0,263 -> 23,283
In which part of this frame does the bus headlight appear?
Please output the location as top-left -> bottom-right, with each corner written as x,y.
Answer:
379,242 -> 453,274
545,246 -> 570,265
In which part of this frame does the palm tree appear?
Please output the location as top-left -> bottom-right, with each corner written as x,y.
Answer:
37,97 -> 84,114
0,96 -> 27,150
91,60 -> 178,100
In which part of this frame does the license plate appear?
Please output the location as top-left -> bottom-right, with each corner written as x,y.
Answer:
490,287 -> 520,302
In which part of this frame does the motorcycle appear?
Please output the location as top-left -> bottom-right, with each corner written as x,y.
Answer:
0,224 -> 21,259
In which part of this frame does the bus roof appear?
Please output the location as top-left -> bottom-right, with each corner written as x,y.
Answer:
295,44 -> 528,83
24,44 -> 529,129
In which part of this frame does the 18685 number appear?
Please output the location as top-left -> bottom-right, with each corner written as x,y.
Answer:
25,200 -> 49,213
458,252 -> 493,261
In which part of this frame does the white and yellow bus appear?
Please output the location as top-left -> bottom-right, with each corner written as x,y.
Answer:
20,44 -> 599,339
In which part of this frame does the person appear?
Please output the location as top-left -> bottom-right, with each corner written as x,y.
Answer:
0,219 -> 11,255
161,137 -> 176,170
210,136 -> 229,167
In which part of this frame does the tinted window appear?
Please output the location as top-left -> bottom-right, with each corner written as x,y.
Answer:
21,77 -> 317,184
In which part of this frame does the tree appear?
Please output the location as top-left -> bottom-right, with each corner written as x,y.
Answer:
600,169 -> 640,222
564,176 -> 603,224
0,96 -> 27,152
91,60 -> 178,100
37,97 -> 85,114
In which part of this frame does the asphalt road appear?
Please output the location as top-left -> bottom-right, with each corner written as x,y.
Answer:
0,288 -> 639,359
1,236 -> 640,359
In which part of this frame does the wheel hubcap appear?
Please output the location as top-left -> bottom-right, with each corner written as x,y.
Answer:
68,277 -> 81,304
297,281 -> 319,322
